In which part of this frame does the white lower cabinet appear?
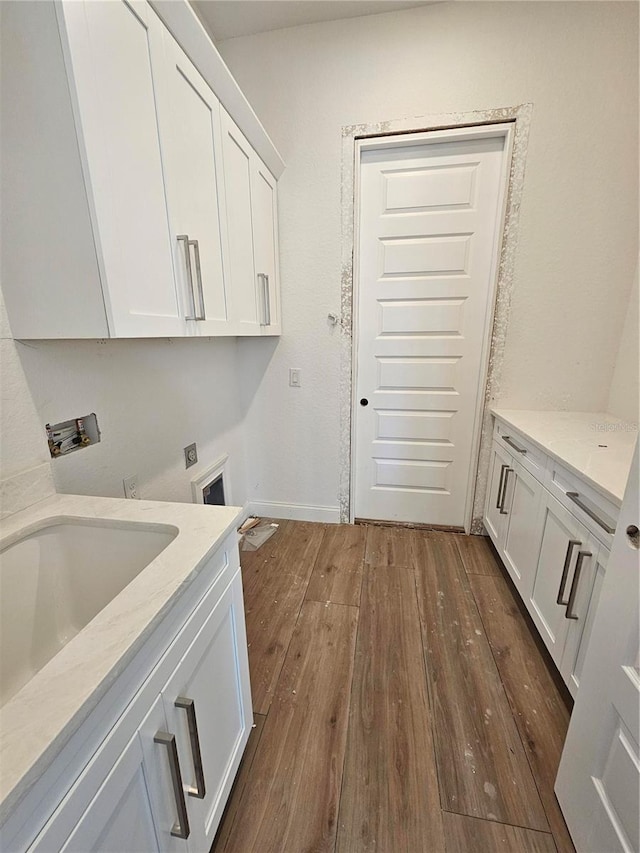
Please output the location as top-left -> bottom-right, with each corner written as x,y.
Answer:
484,441 -> 512,545
484,441 -> 542,599
501,458 -> 542,599
484,420 -> 612,699
527,492 -> 608,698
528,492 -> 586,663
160,573 -> 252,851
52,698 -> 172,853
558,541 -> 607,697
28,557 -> 252,853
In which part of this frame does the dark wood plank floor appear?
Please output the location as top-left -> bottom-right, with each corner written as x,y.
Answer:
213,523 -> 575,853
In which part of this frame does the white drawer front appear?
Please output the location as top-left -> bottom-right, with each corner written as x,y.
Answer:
493,420 -> 547,483
547,460 -> 618,548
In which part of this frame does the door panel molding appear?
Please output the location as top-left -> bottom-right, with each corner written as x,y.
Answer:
339,104 -> 533,530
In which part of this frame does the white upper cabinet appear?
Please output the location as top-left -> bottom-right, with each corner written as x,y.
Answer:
152,18 -> 232,336
220,108 -> 282,336
220,110 -> 260,335
0,0 -> 282,340
251,158 -> 282,336
57,0 -> 187,338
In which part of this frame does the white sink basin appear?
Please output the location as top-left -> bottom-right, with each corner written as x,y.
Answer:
0,518 -> 177,707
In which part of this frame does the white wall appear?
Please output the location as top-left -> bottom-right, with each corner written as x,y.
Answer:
1,284 -> 249,509
218,0 -> 639,513
16,337 -> 249,506
608,264 -> 640,424
0,293 -> 50,481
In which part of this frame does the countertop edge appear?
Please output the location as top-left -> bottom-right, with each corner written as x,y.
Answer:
0,495 -> 244,824
490,409 -> 634,507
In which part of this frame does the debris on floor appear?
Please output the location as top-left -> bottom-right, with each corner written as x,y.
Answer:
240,519 -> 279,551
238,516 -> 261,534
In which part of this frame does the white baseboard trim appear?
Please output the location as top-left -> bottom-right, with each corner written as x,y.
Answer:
248,500 -> 340,524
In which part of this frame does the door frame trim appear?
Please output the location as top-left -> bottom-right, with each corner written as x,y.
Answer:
339,104 -> 533,531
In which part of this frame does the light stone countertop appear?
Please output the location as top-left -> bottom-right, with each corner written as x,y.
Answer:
491,409 -> 638,506
0,493 -> 242,820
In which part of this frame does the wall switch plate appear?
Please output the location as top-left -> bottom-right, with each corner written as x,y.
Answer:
123,474 -> 139,500
289,368 -> 302,387
184,442 -> 198,469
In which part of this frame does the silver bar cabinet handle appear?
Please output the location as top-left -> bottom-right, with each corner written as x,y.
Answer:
556,539 -> 581,605
154,731 -> 190,839
263,273 -> 271,325
502,435 -> 527,454
566,492 -> 616,535
257,273 -> 270,326
188,239 -> 206,321
496,464 -> 508,510
256,274 -> 264,325
177,235 -> 197,321
565,550 -> 591,620
175,697 -> 206,799
499,467 -> 513,514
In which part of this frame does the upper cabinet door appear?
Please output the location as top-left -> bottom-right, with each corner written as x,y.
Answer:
251,157 -> 282,336
220,109 -> 261,335
57,0 -> 186,337
152,18 -> 232,336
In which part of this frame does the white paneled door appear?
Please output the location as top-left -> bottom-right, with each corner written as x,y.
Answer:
353,130 -> 508,528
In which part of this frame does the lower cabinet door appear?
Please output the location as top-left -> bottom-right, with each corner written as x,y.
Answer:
528,492 -> 590,665
161,569 -> 252,852
57,696 -> 181,853
501,461 -> 543,598
29,696 -> 184,853
61,742 -> 160,852
484,441 -> 513,549
559,538 -> 608,698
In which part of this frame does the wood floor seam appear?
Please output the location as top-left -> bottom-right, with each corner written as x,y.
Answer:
332,577 -> 364,851
468,578 -> 557,841
469,573 -> 574,852
440,806 -> 559,837
410,560 -> 447,816
462,560 -> 553,837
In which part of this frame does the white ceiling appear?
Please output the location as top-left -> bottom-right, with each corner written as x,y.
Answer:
191,0 -> 437,42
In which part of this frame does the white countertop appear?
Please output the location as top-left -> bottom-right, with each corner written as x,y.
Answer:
0,493 -> 242,819
491,410 -> 637,506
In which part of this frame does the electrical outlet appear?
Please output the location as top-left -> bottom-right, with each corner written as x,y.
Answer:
184,442 -> 198,469
289,368 -> 302,387
123,474 -> 140,500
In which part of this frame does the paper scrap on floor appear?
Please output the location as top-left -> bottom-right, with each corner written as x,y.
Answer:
240,521 -> 279,551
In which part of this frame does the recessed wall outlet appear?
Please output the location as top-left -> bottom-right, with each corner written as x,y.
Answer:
289,368 -> 302,387
123,474 -> 139,500
184,442 -> 198,469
